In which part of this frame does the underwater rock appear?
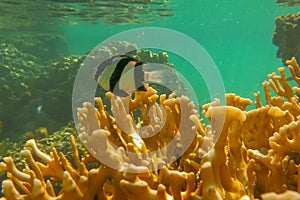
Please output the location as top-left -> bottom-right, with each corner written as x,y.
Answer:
0,42 -> 79,138
0,43 -> 44,139
0,43 -> 77,139
273,12 -> 300,63
0,40 -> 180,143
0,33 -> 69,62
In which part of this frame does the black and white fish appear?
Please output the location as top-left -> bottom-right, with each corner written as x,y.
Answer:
93,55 -> 170,97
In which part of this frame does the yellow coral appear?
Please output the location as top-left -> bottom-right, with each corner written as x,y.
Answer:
2,57 -> 300,200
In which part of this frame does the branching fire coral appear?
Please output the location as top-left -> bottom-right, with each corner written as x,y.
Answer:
2,57 -> 300,199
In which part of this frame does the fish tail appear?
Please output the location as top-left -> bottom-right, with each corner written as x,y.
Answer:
143,63 -> 178,86
134,62 -> 146,88
134,61 -> 147,92
144,71 -> 164,84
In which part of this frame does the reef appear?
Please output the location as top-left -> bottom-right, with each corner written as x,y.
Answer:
0,34 -> 69,63
0,41 -> 173,140
0,123 -> 86,169
0,42 -> 81,138
2,57 -> 300,199
273,12 -> 300,63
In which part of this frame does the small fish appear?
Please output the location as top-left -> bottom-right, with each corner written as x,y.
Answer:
94,55 -> 166,97
36,105 -> 43,114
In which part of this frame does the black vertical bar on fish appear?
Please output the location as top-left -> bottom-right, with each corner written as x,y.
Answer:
110,56 -> 137,95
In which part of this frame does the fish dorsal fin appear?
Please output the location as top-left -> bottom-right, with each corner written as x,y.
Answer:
93,55 -> 122,81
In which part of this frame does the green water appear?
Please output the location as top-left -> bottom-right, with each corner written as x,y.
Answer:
1,0 -> 300,197
0,0 -> 299,137
63,0 -> 298,101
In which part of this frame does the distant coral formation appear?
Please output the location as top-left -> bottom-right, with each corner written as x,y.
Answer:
2,58 -> 300,199
0,42 -> 81,138
0,34 -> 69,62
273,12 -> 300,63
0,41 -> 173,140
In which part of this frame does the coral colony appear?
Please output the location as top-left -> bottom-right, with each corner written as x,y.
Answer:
1,57 -> 300,199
